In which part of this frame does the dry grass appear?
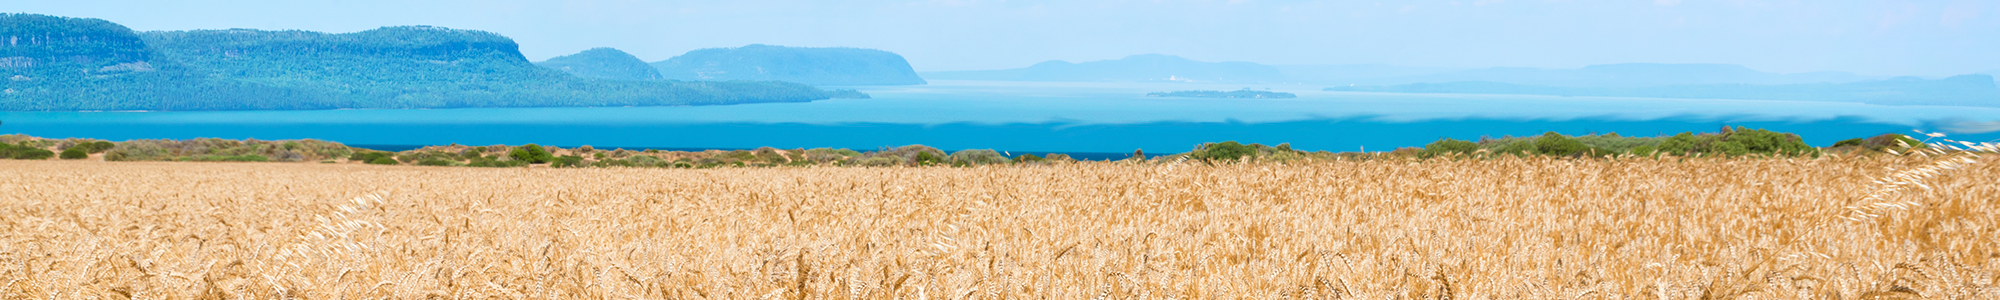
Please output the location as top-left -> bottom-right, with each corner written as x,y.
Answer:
1,156 -> 1997,299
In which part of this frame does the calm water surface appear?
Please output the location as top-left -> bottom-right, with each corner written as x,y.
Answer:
3,80 -> 1996,153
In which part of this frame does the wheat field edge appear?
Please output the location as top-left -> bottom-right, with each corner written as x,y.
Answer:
2,157 -> 1996,299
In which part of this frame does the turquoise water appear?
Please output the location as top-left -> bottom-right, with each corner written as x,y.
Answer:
2,80 -> 1996,153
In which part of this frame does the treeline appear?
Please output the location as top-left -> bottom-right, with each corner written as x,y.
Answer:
0,14 -> 865,111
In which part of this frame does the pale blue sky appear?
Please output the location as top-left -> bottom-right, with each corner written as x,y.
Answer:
14,0 -> 1998,76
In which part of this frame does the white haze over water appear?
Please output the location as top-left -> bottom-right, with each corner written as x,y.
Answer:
8,81 -> 1999,133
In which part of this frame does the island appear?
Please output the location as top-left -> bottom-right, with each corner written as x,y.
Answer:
1145,89 -> 1297,99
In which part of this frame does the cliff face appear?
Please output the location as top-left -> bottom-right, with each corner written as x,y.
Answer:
536,47 -> 662,81
652,44 -> 926,86
140,26 -> 551,83
0,13 -> 153,74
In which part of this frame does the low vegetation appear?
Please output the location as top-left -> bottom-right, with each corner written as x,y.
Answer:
0,127 -> 1967,169
1412,126 -> 1822,159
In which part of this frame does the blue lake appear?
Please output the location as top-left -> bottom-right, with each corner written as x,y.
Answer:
3,80 -> 1997,155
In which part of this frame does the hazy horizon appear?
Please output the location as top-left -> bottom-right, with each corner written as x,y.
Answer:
13,0 -> 1999,77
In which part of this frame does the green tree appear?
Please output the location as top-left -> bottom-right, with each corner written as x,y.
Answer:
1533,132 -> 1591,156
510,144 -> 554,163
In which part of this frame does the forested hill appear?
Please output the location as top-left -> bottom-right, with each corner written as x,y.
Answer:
535,47 -> 662,81
1,14 -> 858,111
651,44 -> 926,86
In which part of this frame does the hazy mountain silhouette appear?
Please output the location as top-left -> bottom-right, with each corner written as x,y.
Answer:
650,44 -> 926,86
535,47 -> 662,81
921,54 -> 1285,83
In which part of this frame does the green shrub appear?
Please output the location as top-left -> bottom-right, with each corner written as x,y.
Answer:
858,156 -> 902,167
1628,145 -> 1657,157
1656,132 -> 1705,155
1831,138 -> 1865,148
1858,134 -> 1926,152
415,157 -> 458,166
367,157 -> 399,165
0,143 -> 55,160
1533,132 -> 1592,156
753,147 -> 789,164
509,144 -> 554,164
1192,141 -> 1255,162
593,158 -> 640,168
948,149 -> 1008,165
1421,138 -> 1479,158
1571,133 -> 1660,153
65,140 -> 116,154
1012,153 -> 1044,164
466,157 -> 526,167
1636,127 -> 1814,157
190,155 -> 269,162
60,147 -> 88,159
352,151 -> 395,164
1719,127 -> 1814,156
626,155 -> 665,167
914,151 -> 943,166
551,155 -> 586,168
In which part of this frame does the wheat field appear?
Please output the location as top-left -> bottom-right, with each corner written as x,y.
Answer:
1,156 -> 1996,299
